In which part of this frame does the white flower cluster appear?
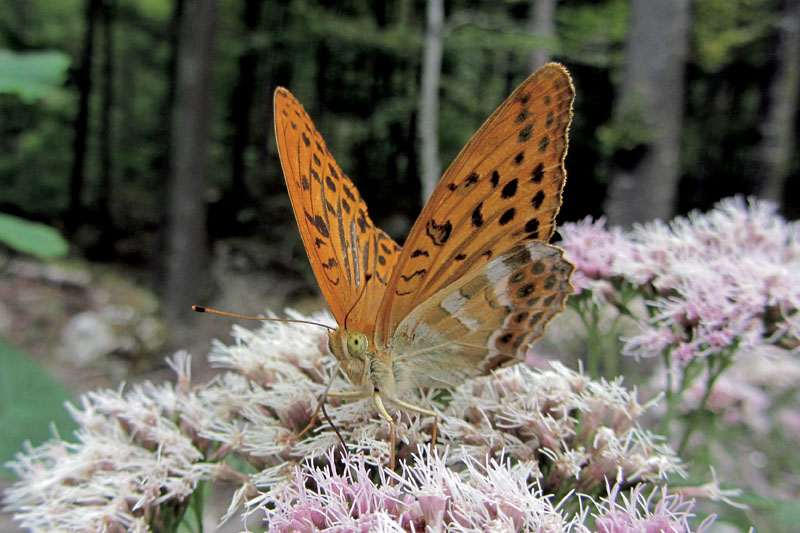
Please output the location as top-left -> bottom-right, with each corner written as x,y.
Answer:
4,312 -> 704,531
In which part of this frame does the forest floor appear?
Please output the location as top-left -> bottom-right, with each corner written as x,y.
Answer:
0,243 -> 325,532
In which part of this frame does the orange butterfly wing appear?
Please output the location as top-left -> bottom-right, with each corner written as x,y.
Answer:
375,63 -> 574,345
274,88 -> 401,336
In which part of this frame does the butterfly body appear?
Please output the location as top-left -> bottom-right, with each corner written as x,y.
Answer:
274,63 -> 575,459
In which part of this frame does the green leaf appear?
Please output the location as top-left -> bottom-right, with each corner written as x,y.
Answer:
0,213 -> 69,260
737,491 -> 800,532
0,338 -> 77,474
0,49 -> 71,102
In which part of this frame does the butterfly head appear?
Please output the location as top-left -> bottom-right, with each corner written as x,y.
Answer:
328,329 -> 370,388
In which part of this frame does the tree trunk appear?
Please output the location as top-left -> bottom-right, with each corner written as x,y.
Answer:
67,0 -> 102,233
226,0 -> 263,219
749,0 -> 800,205
418,0 -> 444,202
93,0 -> 115,258
164,0 -> 217,331
604,0 -> 690,227
527,0 -> 556,72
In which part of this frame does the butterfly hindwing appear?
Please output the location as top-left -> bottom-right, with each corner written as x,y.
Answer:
388,241 -> 574,392
274,88 -> 401,334
376,63 -> 575,344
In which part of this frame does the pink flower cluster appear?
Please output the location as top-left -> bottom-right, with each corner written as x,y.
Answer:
261,449 -> 577,532
558,197 -> 800,362
261,448 -> 713,533
593,483 -> 716,533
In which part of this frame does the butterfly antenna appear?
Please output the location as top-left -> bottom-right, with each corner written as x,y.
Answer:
296,361 -> 346,446
192,305 -> 335,331
320,402 -> 347,450
343,273 -> 372,330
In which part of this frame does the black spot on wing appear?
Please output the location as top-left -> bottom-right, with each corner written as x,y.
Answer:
325,175 -> 336,192
305,211 -> 329,238
472,202 -> 484,228
425,219 -> 452,246
343,184 -> 356,202
401,269 -> 427,282
499,208 -> 516,226
516,283 -> 535,299
501,179 -> 518,199
524,218 -> 540,239
328,163 -> 339,179
514,152 -> 525,165
357,211 -> 368,233
518,124 -> 533,142
532,190 -> 545,210
411,249 -> 429,258
301,132 -> 310,147
531,163 -> 544,183
491,170 -> 500,187
538,136 -> 550,152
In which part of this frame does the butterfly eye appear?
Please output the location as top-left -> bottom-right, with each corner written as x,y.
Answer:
346,332 -> 368,357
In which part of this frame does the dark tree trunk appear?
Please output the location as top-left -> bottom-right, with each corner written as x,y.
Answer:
67,0 -> 102,233
224,0 -> 264,227
164,0 -> 218,333
92,0 -> 115,258
604,0 -> 690,226
154,0 -> 185,279
749,0 -> 800,205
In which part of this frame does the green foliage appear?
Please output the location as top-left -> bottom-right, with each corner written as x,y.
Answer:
0,213 -> 69,259
558,0 -> 629,66
0,338 -> 76,472
739,492 -> 800,532
693,0 -> 774,72
0,49 -> 70,102
596,95 -> 652,155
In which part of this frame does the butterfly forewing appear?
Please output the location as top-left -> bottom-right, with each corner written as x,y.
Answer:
274,88 -> 401,334
376,63 -> 574,345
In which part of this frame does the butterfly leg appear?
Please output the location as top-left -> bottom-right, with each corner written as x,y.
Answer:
297,390 -> 367,439
392,398 -> 439,450
372,392 -> 396,470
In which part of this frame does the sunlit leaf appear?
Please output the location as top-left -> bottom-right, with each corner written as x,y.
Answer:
0,49 -> 71,102
0,338 -> 77,472
0,213 -> 69,260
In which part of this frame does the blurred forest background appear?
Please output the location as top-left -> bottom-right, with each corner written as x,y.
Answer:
1,0 -> 800,530
1,0 -> 799,516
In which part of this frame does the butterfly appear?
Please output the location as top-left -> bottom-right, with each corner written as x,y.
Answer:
274,63 -> 575,467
